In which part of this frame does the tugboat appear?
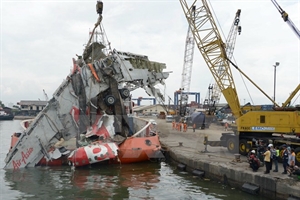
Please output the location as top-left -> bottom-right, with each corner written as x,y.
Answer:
0,109 -> 14,120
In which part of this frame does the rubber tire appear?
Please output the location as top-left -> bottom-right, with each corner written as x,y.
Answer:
104,95 -> 116,106
120,88 -> 130,99
227,137 -> 238,154
239,139 -> 250,156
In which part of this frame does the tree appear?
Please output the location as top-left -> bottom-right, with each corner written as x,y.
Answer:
0,101 -> 4,108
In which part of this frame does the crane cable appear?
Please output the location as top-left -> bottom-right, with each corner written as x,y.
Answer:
207,0 -> 254,105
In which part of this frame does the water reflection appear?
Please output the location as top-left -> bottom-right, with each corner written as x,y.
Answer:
4,162 -> 161,199
71,163 -> 160,199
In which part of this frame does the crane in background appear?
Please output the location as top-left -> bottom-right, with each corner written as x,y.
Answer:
271,0 -> 300,40
204,9 -> 241,115
132,97 -> 156,106
179,0 -> 300,161
178,5 -> 196,117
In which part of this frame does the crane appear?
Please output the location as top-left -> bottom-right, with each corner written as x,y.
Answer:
204,9 -> 241,114
179,0 -> 242,119
271,0 -> 300,40
178,5 -> 196,117
132,97 -> 156,106
179,0 -> 300,162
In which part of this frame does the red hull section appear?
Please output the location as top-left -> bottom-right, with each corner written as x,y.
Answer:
118,134 -> 162,164
38,157 -> 65,166
68,142 -> 119,167
9,117 -> 164,168
9,134 -> 163,167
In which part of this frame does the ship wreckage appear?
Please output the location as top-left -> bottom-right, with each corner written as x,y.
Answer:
5,1 -> 170,170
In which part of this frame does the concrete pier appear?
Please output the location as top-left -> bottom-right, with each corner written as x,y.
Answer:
156,119 -> 300,200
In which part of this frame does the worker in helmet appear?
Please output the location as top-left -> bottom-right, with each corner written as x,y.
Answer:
248,150 -> 260,172
96,0 -> 103,15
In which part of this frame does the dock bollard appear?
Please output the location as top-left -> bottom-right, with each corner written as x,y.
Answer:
234,154 -> 241,162
203,135 -> 208,152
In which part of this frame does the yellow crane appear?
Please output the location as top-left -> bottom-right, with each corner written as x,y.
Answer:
204,9 -> 241,115
179,0 -> 300,164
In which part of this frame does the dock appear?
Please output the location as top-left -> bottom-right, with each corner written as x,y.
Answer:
156,118 -> 300,200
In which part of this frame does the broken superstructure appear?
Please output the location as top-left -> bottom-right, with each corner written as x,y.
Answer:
4,1 -> 170,169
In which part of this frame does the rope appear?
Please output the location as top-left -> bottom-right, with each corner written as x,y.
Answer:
83,16 -> 102,57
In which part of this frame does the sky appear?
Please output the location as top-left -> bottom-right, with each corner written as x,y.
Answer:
1,0 -> 299,108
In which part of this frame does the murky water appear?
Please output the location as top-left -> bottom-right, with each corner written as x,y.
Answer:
0,120 -> 270,200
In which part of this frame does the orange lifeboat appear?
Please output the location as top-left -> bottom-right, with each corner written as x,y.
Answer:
118,134 -> 163,164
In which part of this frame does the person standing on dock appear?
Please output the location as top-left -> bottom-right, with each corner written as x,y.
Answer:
193,123 -> 196,132
224,122 -> 228,131
179,122 -> 182,132
268,144 -> 274,170
172,120 -> 175,130
176,122 -> 180,131
183,123 -> 187,132
272,146 -> 279,172
263,146 -> 271,174
282,144 -> 289,174
287,148 -> 296,176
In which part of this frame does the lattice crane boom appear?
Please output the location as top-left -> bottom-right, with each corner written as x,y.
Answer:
180,6 -> 196,94
178,6 -> 196,117
209,9 -> 241,111
179,7 -> 195,116
179,0 -> 243,118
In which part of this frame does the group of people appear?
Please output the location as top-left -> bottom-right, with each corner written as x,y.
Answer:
172,121 -> 188,132
281,144 -> 298,176
248,143 -> 298,177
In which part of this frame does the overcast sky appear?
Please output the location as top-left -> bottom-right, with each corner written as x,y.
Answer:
1,0 -> 299,107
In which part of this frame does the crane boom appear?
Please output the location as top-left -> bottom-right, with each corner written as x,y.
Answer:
180,6 -> 196,94
179,6 -> 196,117
179,0 -> 243,118
206,9 -> 241,112
271,0 -> 300,39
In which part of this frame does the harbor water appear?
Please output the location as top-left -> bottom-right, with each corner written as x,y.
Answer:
0,120 -> 270,200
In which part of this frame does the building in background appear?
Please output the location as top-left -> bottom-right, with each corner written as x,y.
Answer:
17,100 -> 48,116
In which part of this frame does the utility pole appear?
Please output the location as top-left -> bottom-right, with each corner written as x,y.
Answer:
273,62 -> 280,106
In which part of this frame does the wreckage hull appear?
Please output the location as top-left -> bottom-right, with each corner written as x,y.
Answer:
4,4 -> 170,169
118,134 -> 162,164
35,135 -> 162,167
8,117 -> 163,168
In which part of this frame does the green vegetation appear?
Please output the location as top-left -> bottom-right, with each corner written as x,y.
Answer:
0,100 -> 4,108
